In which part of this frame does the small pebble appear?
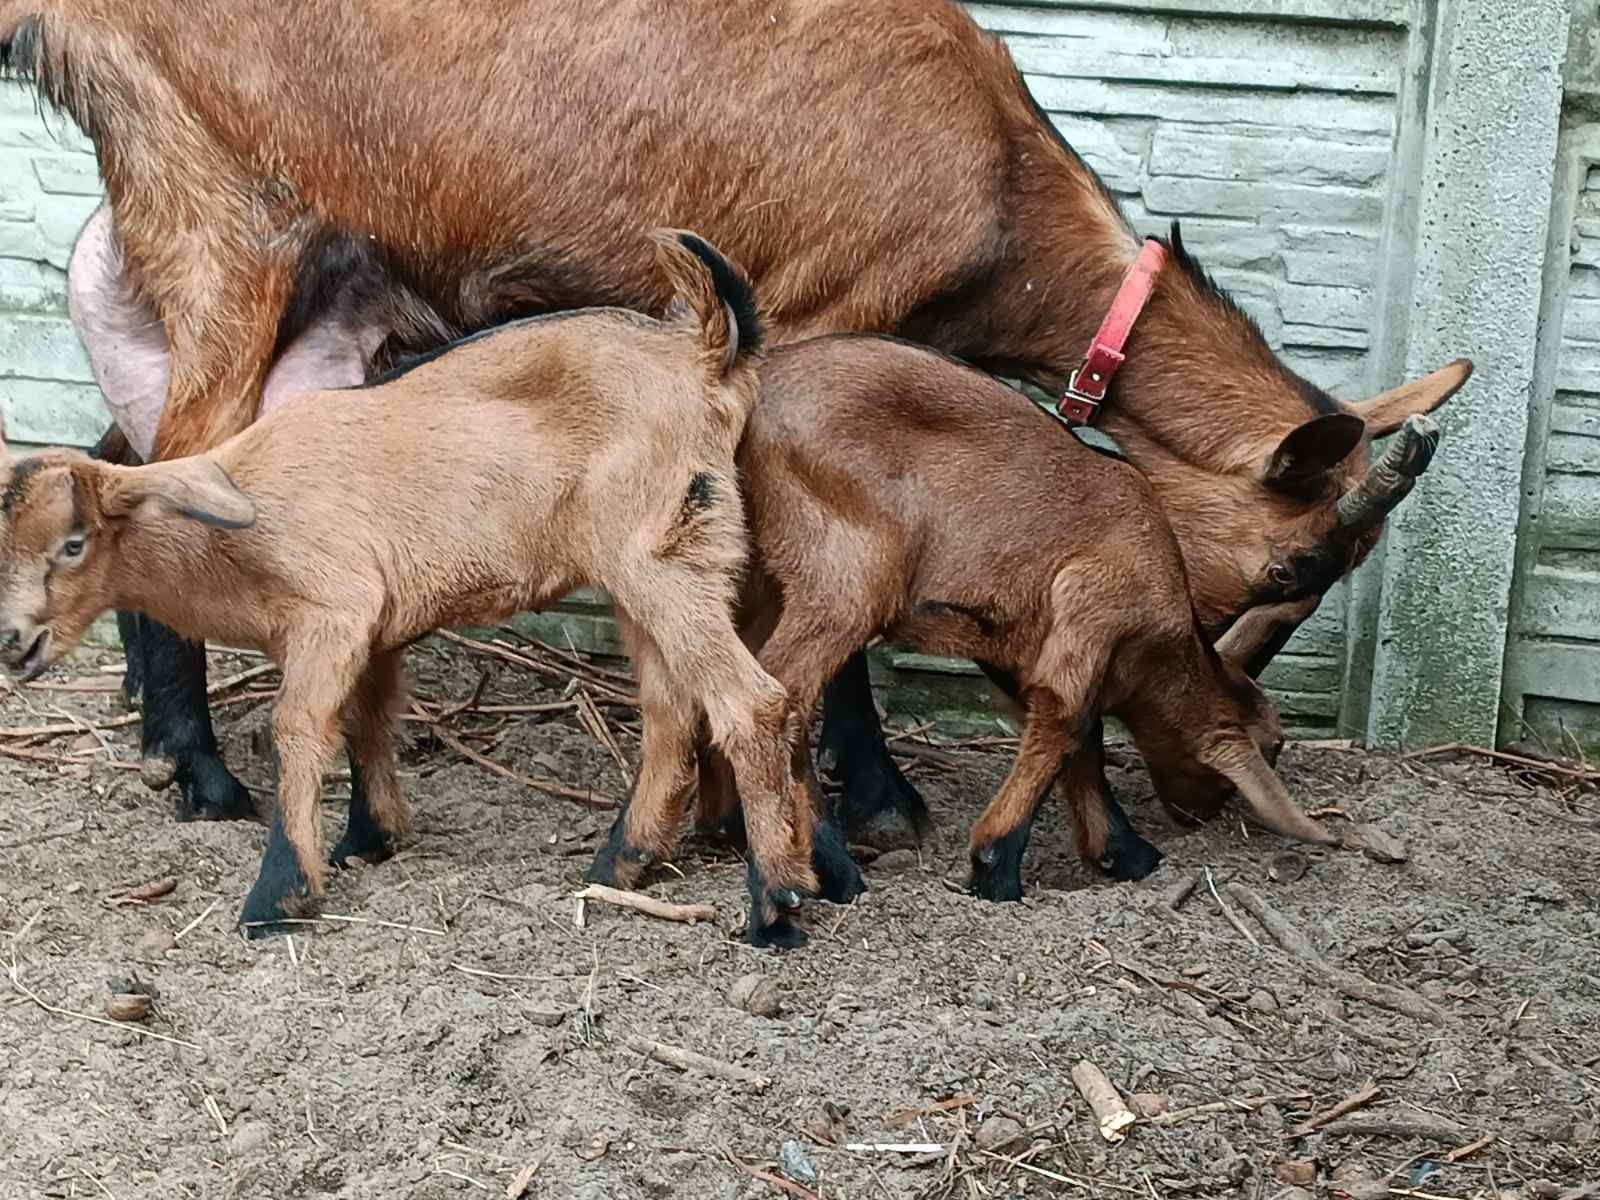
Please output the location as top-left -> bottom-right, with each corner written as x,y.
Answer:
135,929 -> 177,957
728,974 -> 782,1018
777,1140 -> 816,1184
1247,989 -> 1278,1014
872,849 -> 920,874
1130,1093 -> 1167,1118
974,1117 -> 1025,1151
1357,824 -> 1409,864
229,1120 -> 272,1157
1267,850 -> 1308,883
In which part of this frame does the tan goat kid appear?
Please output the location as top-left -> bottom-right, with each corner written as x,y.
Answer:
0,233 -> 817,943
672,336 -> 1422,913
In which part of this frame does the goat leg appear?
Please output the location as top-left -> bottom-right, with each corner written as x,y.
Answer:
818,651 -> 930,848
330,650 -> 409,868
139,620 -> 255,822
968,700 -> 1075,902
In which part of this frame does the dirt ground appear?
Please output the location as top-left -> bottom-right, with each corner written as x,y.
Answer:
0,635 -> 1596,1200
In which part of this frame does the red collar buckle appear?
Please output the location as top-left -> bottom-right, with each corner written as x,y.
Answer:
1056,238 -> 1167,427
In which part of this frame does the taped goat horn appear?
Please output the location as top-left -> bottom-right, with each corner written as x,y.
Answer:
1335,414 -> 1440,534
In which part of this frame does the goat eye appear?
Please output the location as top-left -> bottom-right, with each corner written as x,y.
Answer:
1267,563 -> 1294,587
60,535 -> 87,560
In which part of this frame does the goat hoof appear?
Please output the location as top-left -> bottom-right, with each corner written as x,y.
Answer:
329,832 -> 394,870
1096,833 -> 1163,883
175,754 -> 256,823
967,845 -> 1025,903
745,913 -> 808,950
829,746 -> 931,849
238,891 -> 305,940
812,820 -> 867,904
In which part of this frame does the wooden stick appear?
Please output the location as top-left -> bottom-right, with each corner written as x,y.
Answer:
0,711 -> 141,739
575,689 -> 633,785
1443,1132 -> 1494,1162
1402,741 -> 1600,782
1071,1060 -> 1136,1142
627,1036 -> 770,1092
1206,868 -> 1259,947
1319,1115 -> 1467,1141
7,954 -> 200,1051
719,1145 -> 819,1200
433,726 -> 617,809
886,1094 -> 978,1128
436,631 -> 638,705
1163,870 -> 1202,911
1288,1081 -> 1381,1136
1148,1092 -> 1311,1126
1226,883 -> 1453,1026
572,884 -> 714,925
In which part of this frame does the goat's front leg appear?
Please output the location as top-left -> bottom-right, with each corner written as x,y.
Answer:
239,639 -> 365,937
968,697 -> 1077,902
331,650 -> 410,869
818,651 -> 930,848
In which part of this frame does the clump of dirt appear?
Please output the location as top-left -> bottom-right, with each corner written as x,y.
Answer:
0,639 -> 1595,1199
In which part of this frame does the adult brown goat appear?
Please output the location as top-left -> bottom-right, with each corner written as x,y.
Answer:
0,0 -> 1470,882
0,232 -> 819,945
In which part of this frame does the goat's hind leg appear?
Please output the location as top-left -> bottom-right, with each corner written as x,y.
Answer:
141,620 -> 256,823
967,697 -> 1076,901
586,616 -> 699,891
330,650 -> 410,868
820,651 -> 930,848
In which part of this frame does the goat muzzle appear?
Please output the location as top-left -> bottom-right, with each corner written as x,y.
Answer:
1335,414 -> 1440,534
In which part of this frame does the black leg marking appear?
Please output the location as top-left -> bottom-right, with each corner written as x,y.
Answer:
743,858 -> 808,950
1095,782 -> 1163,882
238,809 -> 310,938
115,610 -> 145,710
329,753 -> 395,868
142,620 -> 255,822
812,798 -> 867,904
819,651 -> 929,846
968,820 -> 1034,903
583,807 -> 655,887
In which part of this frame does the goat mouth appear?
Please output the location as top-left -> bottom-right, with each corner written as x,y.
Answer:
17,630 -> 52,682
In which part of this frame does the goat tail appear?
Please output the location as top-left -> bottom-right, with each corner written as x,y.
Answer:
649,229 -> 764,380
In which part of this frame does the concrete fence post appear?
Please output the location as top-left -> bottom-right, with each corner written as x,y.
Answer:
1366,0 -> 1571,748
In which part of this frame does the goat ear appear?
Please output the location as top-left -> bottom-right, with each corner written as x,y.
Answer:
1262,412 -> 1365,491
104,459 -> 256,530
1348,358 -> 1472,438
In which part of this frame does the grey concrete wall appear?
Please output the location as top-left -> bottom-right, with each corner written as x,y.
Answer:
0,90 -> 105,449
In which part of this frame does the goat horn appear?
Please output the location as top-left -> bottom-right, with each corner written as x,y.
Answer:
1336,414 -> 1441,533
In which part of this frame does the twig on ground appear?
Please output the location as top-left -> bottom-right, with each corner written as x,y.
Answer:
1226,883 -> 1453,1026
1403,742 -> 1600,783
7,953 -> 200,1050
1318,1114 -> 1467,1141
1163,871 -> 1202,911
1071,1060 -> 1136,1142
976,1151 -> 1093,1192
317,913 -> 448,937
1148,1092 -> 1311,1126
433,726 -> 617,810
451,964 -> 558,984
575,689 -> 633,785
719,1145 -> 820,1200
174,900 -> 221,942
1288,1081 -> 1382,1136
1206,868 -> 1259,947
0,711 -> 141,740
886,1095 -> 978,1128
572,884 -> 714,925
1443,1133 -> 1495,1162
628,1036 -> 770,1092
437,669 -> 494,721
436,631 -> 638,705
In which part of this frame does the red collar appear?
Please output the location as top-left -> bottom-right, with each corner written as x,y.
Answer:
1056,238 -> 1167,427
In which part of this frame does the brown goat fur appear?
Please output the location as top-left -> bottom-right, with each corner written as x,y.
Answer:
689,335 -> 1339,903
3,0 -> 1470,860
0,233 -> 816,942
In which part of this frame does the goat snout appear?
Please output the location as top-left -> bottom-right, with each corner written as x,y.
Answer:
0,620 -> 52,679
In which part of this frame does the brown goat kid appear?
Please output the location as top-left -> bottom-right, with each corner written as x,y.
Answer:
677,336 -> 1418,905
0,233 -> 817,944
3,0 -> 1469,875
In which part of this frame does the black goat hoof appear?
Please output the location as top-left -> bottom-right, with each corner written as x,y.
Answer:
1096,832 -> 1163,882
174,753 -> 256,822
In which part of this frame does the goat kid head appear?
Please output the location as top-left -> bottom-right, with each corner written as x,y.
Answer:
0,417 -> 253,679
